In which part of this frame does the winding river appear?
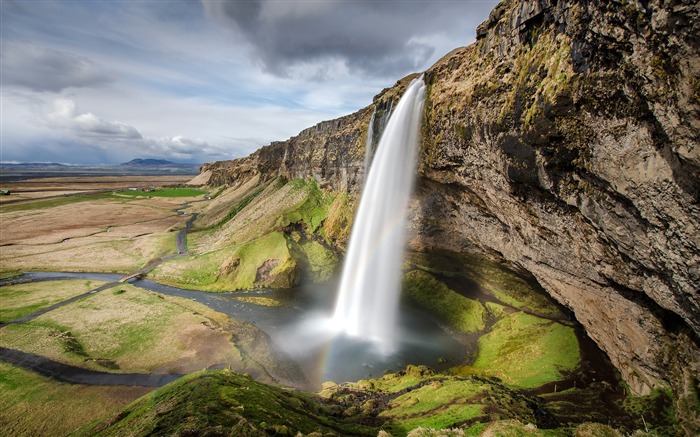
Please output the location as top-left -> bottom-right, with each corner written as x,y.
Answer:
0,271 -> 464,387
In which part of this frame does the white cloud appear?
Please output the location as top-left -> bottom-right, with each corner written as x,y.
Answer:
1,0 -> 501,165
47,98 -> 142,140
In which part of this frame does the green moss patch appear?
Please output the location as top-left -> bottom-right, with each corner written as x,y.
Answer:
403,270 -> 486,333
379,379 -> 484,431
327,365 -> 554,435
293,239 -> 338,283
275,178 -> 335,234
406,251 -> 566,319
619,388 -> 676,436
323,193 -> 354,246
464,313 -> 580,388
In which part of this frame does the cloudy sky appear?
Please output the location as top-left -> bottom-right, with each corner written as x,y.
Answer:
1,0 -> 499,165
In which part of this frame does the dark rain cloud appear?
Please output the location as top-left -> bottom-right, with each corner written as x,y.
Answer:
1,43 -> 113,93
202,0 -> 498,79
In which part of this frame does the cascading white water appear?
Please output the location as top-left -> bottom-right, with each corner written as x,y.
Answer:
332,76 -> 426,355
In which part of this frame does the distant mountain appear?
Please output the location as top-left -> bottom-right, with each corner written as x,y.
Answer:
0,159 -> 200,181
0,162 -> 68,168
121,158 -> 177,166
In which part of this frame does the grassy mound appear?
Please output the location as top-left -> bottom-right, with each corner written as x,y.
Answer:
403,270 -> 486,333
150,231 -> 299,291
151,177 -> 347,291
75,370 -> 376,437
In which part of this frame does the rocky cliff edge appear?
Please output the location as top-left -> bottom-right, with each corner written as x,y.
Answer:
196,0 -> 699,431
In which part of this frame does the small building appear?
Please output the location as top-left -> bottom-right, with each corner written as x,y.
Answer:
0,189 -> 10,195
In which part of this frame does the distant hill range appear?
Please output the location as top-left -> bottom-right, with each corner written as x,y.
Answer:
0,159 -> 200,181
121,158 -> 185,167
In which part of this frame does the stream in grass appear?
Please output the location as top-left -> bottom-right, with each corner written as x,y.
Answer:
4,272 -> 464,387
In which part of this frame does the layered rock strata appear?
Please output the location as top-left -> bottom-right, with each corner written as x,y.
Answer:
199,0 -> 699,430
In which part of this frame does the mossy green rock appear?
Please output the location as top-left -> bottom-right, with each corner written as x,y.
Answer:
468,313 -> 580,388
74,370 -> 375,436
403,269 -> 486,333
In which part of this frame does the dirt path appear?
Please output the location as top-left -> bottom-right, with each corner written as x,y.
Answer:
0,347 -> 181,387
0,281 -> 120,327
0,213 -> 200,384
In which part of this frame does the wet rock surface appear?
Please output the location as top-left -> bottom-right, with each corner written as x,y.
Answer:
196,0 -> 699,431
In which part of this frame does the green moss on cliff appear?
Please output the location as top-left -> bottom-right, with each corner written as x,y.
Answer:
150,231 -> 297,291
152,177 -> 350,290
276,178 -> 332,234
461,313 -> 580,388
403,270 -> 487,334
292,239 -> 337,283
324,193 -> 354,247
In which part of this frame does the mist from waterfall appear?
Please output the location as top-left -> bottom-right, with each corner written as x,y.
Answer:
332,76 -> 427,355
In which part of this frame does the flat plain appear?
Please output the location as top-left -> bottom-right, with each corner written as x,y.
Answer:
0,176 -> 197,272
0,175 -> 286,435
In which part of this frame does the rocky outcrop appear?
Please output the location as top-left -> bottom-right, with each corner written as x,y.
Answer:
197,0 -> 699,430
413,0 -> 699,430
200,76 -> 418,193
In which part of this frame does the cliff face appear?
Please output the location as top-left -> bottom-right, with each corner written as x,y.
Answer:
200,76 -> 417,193
198,0 -> 698,427
414,0 -> 699,401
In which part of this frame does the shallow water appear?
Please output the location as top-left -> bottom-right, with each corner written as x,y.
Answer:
3,272 -> 464,387
135,278 -> 464,386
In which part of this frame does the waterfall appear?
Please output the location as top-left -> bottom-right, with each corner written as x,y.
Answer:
362,108 -> 376,180
332,76 -> 426,355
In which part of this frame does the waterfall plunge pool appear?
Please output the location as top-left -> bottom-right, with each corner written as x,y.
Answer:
3,272 -> 464,389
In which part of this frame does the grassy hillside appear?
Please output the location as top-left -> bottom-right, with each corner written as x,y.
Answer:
150,177 -> 352,291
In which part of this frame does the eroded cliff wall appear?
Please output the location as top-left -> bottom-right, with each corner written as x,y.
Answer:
199,0 -> 698,428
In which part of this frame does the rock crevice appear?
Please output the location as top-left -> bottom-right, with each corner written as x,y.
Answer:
196,0 -> 699,427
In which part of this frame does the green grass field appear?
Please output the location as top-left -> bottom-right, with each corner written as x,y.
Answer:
0,193 -> 118,212
115,187 -> 205,198
0,361 -> 149,437
0,284 -> 242,373
0,279 -> 106,323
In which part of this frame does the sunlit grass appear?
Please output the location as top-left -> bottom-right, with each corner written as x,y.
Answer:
403,270 -> 487,333
0,279 -> 106,322
151,231 -> 297,291
459,312 -> 580,388
0,284 -> 241,373
0,361 -> 149,437
115,187 -> 205,198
